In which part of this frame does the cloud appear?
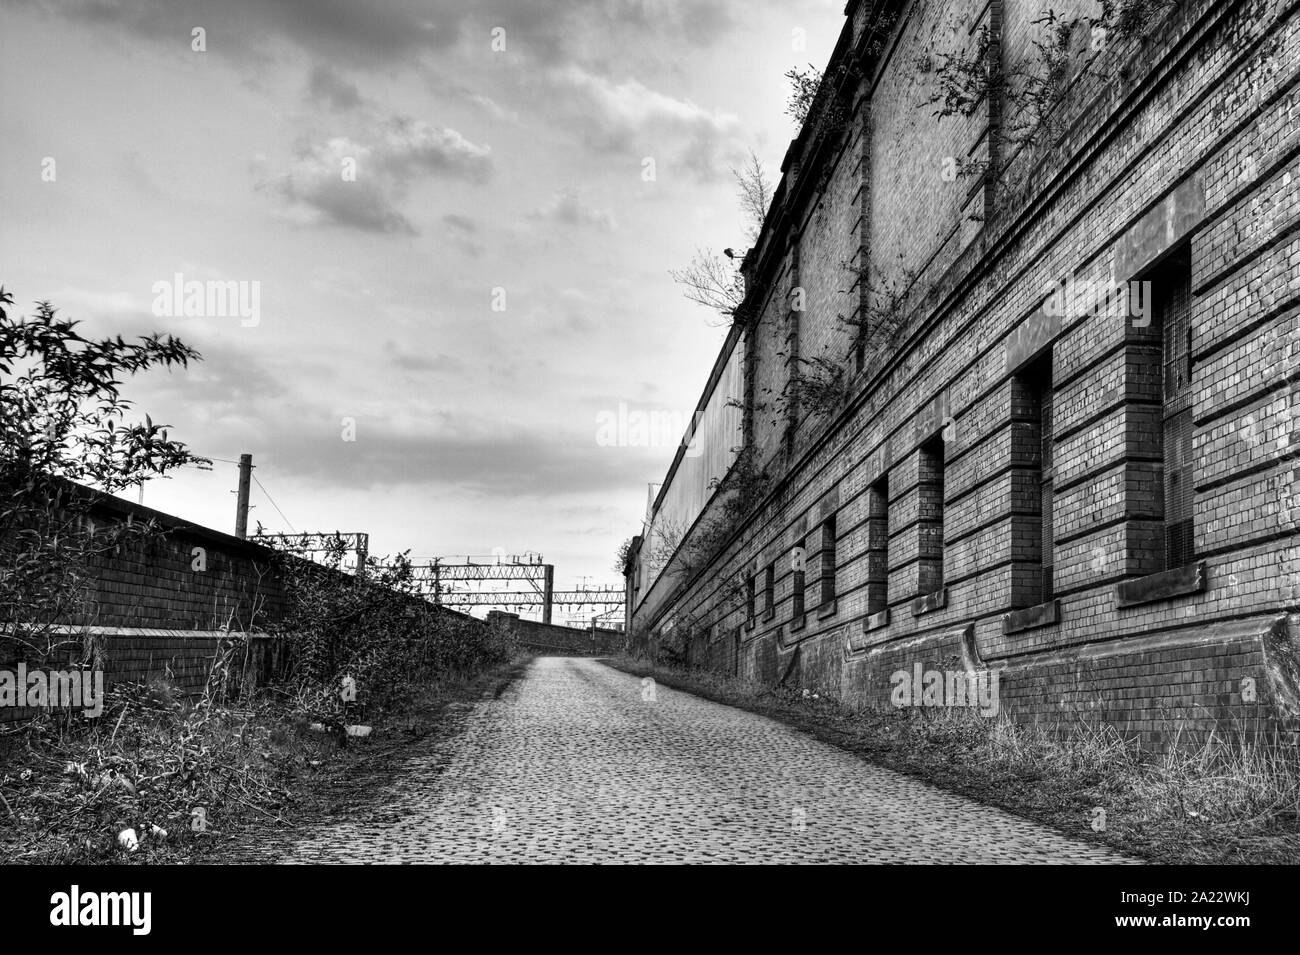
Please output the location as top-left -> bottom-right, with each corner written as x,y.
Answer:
241,410 -> 666,498
306,65 -> 363,110
514,285 -> 604,336
14,0 -> 761,77
253,119 -> 492,234
382,340 -> 465,374
44,297 -> 292,445
456,0 -> 749,70
548,64 -> 742,180
468,94 -> 520,125
46,306 -> 629,498
12,0 -> 462,69
443,214 -> 478,233
527,190 -> 616,231
377,119 -> 493,182
442,214 -> 485,256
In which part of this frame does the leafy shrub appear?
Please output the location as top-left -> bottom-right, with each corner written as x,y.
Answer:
272,538 -> 516,728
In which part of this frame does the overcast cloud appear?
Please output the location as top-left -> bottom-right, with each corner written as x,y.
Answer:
0,0 -> 844,612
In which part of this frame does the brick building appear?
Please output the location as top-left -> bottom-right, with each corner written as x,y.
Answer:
625,0 -> 1300,747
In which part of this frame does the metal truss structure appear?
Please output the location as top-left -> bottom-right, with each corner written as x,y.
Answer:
405,555 -> 558,623
246,540 -> 622,627
250,531 -> 370,575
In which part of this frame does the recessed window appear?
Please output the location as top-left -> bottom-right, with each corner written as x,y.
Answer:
919,435 -> 945,594
1150,243 -> 1196,568
818,514 -> 837,606
1017,350 -> 1055,605
867,476 -> 890,614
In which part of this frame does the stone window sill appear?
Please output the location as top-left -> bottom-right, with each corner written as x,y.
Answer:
863,609 -> 890,632
1002,598 -> 1059,635
910,588 -> 947,617
1115,561 -> 1205,608
790,613 -> 806,633
816,600 -> 838,620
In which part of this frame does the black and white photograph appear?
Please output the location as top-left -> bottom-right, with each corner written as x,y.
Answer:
0,0 -> 1296,912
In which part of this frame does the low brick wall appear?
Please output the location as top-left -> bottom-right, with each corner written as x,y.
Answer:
486,612 -> 624,655
749,611 -> 1300,750
1,484 -> 478,720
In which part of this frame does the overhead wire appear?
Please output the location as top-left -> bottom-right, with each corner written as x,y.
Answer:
252,473 -> 295,533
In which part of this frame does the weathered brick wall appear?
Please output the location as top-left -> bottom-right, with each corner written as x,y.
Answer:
630,0 -> 1300,749
868,0 -> 986,279
77,491 -> 287,632
748,253 -> 794,473
487,612 -> 623,655
2,484 -> 481,718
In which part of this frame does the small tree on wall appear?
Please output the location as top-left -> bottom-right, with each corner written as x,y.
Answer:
614,537 -> 635,575
0,286 -> 208,664
786,4 -> 899,128
670,150 -> 773,327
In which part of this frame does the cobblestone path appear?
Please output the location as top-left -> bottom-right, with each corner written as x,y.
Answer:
253,657 -> 1137,864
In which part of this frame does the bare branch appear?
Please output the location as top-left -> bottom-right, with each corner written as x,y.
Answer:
732,149 -> 773,244
669,249 -> 746,326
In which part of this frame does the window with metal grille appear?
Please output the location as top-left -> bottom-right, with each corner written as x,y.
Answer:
867,475 -> 890,614
745,573 -> 756,622
1024,352 -> 1055,602
919,436 -> 945,593
1162,255 -> 1194,404
1152,244 -> 1196,568
1164,408 -> 1194,567
764,563 -> 775,616
819,514 -> 837,606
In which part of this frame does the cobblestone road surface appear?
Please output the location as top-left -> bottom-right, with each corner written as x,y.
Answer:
256,657 -> 1136,864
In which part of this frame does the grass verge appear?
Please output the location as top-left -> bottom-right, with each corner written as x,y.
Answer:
604,655 -> 1300,864
0,655 -> 531,864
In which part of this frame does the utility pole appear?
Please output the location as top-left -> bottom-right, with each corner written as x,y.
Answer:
543,563 -> 554,625
234,453 -> 252,539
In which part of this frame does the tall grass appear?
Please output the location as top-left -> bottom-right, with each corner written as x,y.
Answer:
613,655 -> 1300,863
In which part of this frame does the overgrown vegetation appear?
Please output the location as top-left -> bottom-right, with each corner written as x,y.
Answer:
0,284 -> 522,862
785,5 -> 898,128
749,1 -> 1187,426
273,537 -> 516,737
786,355 -> 852,420
0,529 -> 520,863
915,1 -> 1184,207
669,149 -> 772,326
0,286 -> 207,667
672,448 -> 772,583
610,656 -> 1300,864
781,260 -> 919,422
0,640 -> 523,863
641,445 -> 773,605
613,537 -> 635,576
0,644 -> 292,863
636,446 -> 775,668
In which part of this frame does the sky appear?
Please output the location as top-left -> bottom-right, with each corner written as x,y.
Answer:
0,0 -> 845,620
